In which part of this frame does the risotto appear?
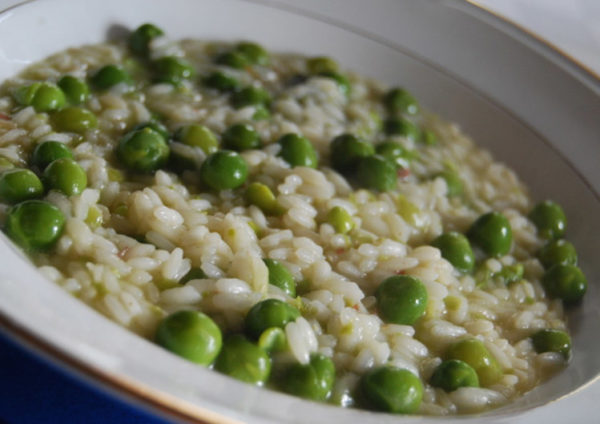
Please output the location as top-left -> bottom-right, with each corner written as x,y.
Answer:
0,23 -> 587,415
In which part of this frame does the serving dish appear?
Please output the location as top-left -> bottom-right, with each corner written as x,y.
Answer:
0,0 -> 599,422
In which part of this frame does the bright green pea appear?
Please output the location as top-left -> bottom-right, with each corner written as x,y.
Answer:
200,150 -> 248,191
281,353 -> 335,402
542,264 -> 587,303
13,82 -> 41,106
531,329 -> 571,359
155,310 -> 222,366
329,133 -> 374,173
538,239 -> 577,268
43,158 -> 87,196
529,200 -> 567,240
497,263 -> 524,285
306,56 -> 339,74
0,169 -> 43,203
376,275 -> 428,325
436,170 -> 462,197
174,124 -> 218,154
132,121 -> 170,140
231,86 -> 270,109
90,65 -> 132,90
277,133 -> 318,168
376,141 -> 413,169
383,87 -> 419,116
153,56 -> 195,85
246,182 -> 284,216
216,51 -> 249,69
52,106 -> 97,133
117,127 -> 169,173
318,71 -> 350,95
356,155 -> 397,192
4,200 -> 65,251
244,298 -> 300,340
31,141 -> 73,170
384,117 -> 420,141
31,83 -> 66,112
431,232 -> 475,273
202,71 -> 240,92
57,76 -> 89,105
222,124 -> 261,151
467,211 -> 513,257
179,267 -> 207,284
326,206 -> 354,234
430,359 -> 479,392
359,366 -> 423,414
129,23 -> 164,56
263,258 -> 296,297
214,334 -> 271,385
446,339 -> 503,387
258,327 -> 287,352
236,42 -> 269,66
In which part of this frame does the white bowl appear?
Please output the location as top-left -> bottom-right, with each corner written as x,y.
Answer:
0,0 -> 599,423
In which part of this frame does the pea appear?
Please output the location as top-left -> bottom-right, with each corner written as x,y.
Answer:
318,71 -> 350,95
57,76 -> 89,105
529,200 -> 567,240
430,359 -> 479,392
52,106 -> 97,133
13,82 -> 41,106
236,42 -> 269,66
32,83 -> 66,112
215,51 -> 249,69
421,129 -> 438,146
117,127 -> 169,173
132,121 -> 170,141
436,170 -> 462,197
446,339 -> 502,387
43,158 -> 87,196
213,334 -> 271,384
383,87 -> 419,116
330,134 -> 374,173
376,141 -> 413,169
90,65 -> 132,90
129,23 -> 164,56
431,232 -> 475,273
0,169 -> 43,203
531,329 -> 571,359
277,133 -> 318,168
384,117 -> 420,141
155,310 -> 222,366
257,327 -> 287,352
326,206 -> 354,234
153,56 -> 195,85
497,263 -> 524,285
32,140 -> 74,170
174,124 -> 218,154
246,182 -> 284,216
281,353 -> 335,402
231,86 -> 270,109
4,200 -> 65,251
356,155 -> 397,192
252,105 -> 270,121
538,239 -> 577,268
202,71 -> 240,92
375,275 -> 428,325
179,267 -> 207,284
307,56 -> 339,74
263,258 -> 296,297
222,124 -> 261,151
467,211 -> 513,257
542,264 -> 587,303
200,150 -> 248,191
245,298 -> 300,340
359,366 -> 423,414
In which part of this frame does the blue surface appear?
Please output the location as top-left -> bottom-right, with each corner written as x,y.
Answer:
0,330 -> 169,424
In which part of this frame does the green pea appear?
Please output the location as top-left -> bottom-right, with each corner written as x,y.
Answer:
430,359 -> 479,392
153,56 -> 195,85
200,150 -> 248,191
531,329 -> 571,359
318,71 -> 350,95
306,56 -> 339,74
436,170 -> 462,197
356,155 -> 397,192
202,71 -> 240,92
384,117 -> 420,141
330,134 -> 374,173
421,129 -> 438,146
129,23 -> 164,56
383,87 -> 419,115
155,310 -> 222,366
496,263 -> 524,285
231,86 -> 270,109
90,65 -> 132,90
446,339 -> 502,387
132,121 -> 170,141
31,141 -> 73,170
43,158 -> 87,196
431,232 -> 475,273
529,200 -> 567,240
359,366 -> 423,414
257,327 -> 287,352
57,76 -> 89,105
214,334 -> 271,385
542,264 -> 587,303
13,82 -> 41,106
4,200 -> 65,251
263,258 -> 296,297
174,124 -> 218,154
14,82 -> 66,113
538,239 -> 577,268
215,51 -> 249,69
277,133 -> 318,168
179,267 -> 207,284
252,105 -> 270,121
326,206 -> 354,234
281,353 -> 335,402
0,169 -> 43,203
376,141 -> 413,169
52,106 -> 97,133
375,275 -> 428,325
222,124 -> 261,151
467,211 -> 513,257
245,298 -> 300,340
117,127 -> 169,173
246,182 -> 284,216
236,42 -> 269,66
